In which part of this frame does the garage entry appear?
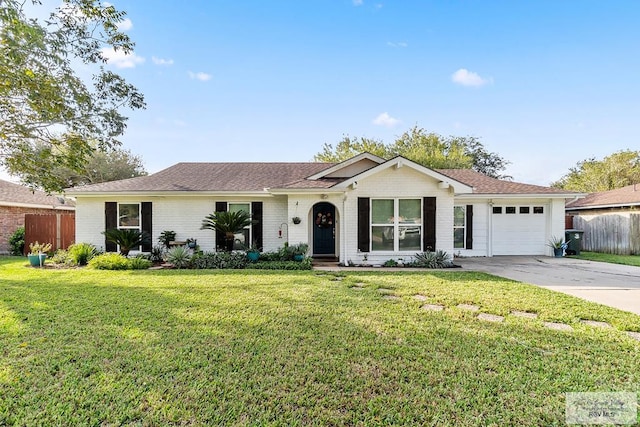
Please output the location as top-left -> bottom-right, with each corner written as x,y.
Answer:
491,204 -> 547,255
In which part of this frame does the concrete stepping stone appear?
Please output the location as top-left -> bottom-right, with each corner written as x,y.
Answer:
353,282 -> 366,287
511,310 -> 538,319
382,295 -> 401,301
457,304 -> 480,312
626,331 -> 640,341
413,294 -> 427,301
580,320 -> 612,328
543,322 -> 573,332
421,304 -> 444,312
377,288 -> 393,294
350,286 -> 365,291
477,313 -> 505,323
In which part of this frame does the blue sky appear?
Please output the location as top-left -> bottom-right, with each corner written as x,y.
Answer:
12,1 -> 640,185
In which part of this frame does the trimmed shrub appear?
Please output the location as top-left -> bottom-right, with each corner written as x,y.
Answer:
89,253 -> 131,270
191,252 -> 248,269
128,255 -> 152,270
51,249 -> 74,266
248,259 -> 313,270
9,227 -> 25,256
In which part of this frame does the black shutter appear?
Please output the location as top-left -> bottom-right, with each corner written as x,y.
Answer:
215,202 -> 227,251
465,204 -> 473,250
105,202 -> 117,252
423,197 -> 436,251
141,202 -> 153,251
251,201 -> 263,251
357,197 -> 370,252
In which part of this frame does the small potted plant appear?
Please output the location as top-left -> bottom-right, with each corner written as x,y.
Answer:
288,242 -> 309,261
246,240 -> 261,262
28,241 -> 52,267
547,236 -> 569,257
158,230 -> 176,249
292,216 -> 301,225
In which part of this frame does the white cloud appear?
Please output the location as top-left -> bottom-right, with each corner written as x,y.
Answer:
451,68 -> 491,87
152,56 -> 174,66
372,112 -> 400,127
188,71 -> 212,81
116,18 -> 133,31
100,48 -> 145,68
387,41 -> 407,48
353,0 -> 363,5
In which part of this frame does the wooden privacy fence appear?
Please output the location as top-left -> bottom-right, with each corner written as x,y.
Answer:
573,213 -> 640,255
24,214 -> 75,255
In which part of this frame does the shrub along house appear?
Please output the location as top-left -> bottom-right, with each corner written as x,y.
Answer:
67,153 -> 580,264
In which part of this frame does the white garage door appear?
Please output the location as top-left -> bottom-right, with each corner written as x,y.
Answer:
492,205 -> 547,255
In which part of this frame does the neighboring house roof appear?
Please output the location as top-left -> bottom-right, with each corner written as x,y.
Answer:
437,169 -> 580,197
66,157 -> 574,198
566,183 -> 640,210
0,179 -> 75,210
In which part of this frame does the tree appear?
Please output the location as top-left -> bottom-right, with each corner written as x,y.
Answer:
0,0 -> 145,192
314,126 -> 510,178
46,146 -> 147,188
551,150 -> 640,192
201,210 -> 252,252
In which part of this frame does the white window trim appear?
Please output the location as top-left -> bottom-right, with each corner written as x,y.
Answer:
370,198 -> 422,252
117,202 -> 141,231
453,205 -> 466,249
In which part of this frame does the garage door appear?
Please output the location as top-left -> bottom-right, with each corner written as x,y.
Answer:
492,205 -> 547,255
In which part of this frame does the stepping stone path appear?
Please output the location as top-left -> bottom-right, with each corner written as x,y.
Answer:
377,288 -> 394,294
413,294 -> 427,301
354,282 -> 366,287
457,304 -> 480,312
382,295 -> 401,301
580,320 -> 612,328
421,304 -> 445,312
511,310 -> 538,319
543,322 -> 573,332
477,313 -> 505,323
626,331 -> 640,342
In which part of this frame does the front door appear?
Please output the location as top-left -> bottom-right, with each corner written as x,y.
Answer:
313,202 -> 335,256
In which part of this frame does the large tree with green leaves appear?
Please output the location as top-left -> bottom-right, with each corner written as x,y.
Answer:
43,145 -> 147,188
0,0 -> 145,192
314,126 -> 510,178
551,150 -> 640,192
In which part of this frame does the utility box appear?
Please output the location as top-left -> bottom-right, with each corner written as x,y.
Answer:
565,229 -> 584,255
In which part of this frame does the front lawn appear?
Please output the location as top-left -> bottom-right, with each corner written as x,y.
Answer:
1,257 -> 639,425
572,251 -> 640,267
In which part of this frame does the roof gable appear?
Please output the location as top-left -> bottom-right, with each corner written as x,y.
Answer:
306,153 -> 384,180
333,156 -> 474,193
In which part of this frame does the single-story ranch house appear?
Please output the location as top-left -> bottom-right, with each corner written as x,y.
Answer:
67,153 -> 581,264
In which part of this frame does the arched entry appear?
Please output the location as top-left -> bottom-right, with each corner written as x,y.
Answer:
312,202 -> 336,256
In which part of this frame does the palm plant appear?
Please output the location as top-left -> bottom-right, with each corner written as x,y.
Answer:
102,228 -> 149,256
201,210 -> 252,251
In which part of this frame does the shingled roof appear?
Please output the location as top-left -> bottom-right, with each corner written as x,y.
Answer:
0,179 -> 75,209
66,162 -> 336,193
436,169 -> 576,195
566,183 -> 640,209
66,160 -> 574,196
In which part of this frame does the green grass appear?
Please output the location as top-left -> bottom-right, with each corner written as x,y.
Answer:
1,256 -> 639,426
572,251 -> 640,267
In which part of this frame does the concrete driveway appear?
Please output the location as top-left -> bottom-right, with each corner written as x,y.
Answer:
457,256 -> 640,315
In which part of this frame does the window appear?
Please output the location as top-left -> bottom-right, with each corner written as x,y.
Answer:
506,206 -> 516,214
519,206 -> 530,214
118,203 -> 140,229
453,206 -> 466,249
371,199 -> 421,251
228,203 -> 251,250
493,206 -> 502,214
118,203 -> 141,252
533,206 -> 544,214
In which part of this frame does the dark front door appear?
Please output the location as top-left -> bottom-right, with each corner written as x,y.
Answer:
313,202 -> 335,256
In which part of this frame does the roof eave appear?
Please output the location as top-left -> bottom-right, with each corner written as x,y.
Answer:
0,201 -> 75,210
566,202 -> 640,211
70,190 -> 274,198
455,192 -> 585,199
